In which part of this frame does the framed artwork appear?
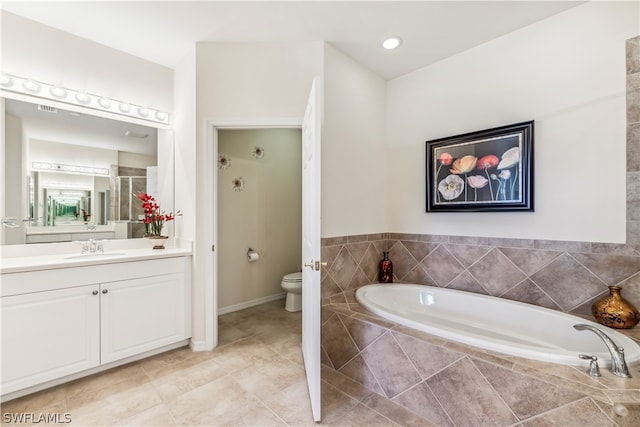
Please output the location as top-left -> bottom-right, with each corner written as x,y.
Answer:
426,121 -> 534,212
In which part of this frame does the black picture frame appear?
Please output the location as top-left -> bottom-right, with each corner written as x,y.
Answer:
426,121 -> 534,212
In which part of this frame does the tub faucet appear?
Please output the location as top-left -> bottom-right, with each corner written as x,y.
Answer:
573,324 -> 631,378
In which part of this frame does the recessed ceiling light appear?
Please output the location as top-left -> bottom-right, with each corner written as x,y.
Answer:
382,37 -> 402,50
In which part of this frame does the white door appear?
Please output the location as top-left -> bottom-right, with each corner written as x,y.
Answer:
302,76 -> 322,422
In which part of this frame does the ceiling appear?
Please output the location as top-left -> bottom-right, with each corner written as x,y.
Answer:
5,98 -> 158,156
0,1 -> 585,80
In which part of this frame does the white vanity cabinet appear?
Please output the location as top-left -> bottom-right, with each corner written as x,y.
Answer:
1,285 -> 101,394
1,255 -> 190,397
100,273 -> 185,363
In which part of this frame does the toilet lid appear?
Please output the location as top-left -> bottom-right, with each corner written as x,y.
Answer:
283,272 -> 302,283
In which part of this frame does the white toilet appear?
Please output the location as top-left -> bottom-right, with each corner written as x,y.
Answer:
281,272 -> 303,312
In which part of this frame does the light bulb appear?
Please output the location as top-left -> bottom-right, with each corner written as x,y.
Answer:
75,92 -> 90,104
50,86 -> 67,99
23,79 -> 41,93
118,102 -> 131,113
0,74 -> 14,87
155,111 -> 168,121
98,97 -> 111,109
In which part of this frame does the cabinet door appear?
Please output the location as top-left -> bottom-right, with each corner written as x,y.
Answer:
1,285 -> 100,394
100,274 -> 186,363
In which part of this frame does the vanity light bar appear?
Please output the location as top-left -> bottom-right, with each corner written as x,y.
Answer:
32,162 -> 110,176
1,73 -> 170,125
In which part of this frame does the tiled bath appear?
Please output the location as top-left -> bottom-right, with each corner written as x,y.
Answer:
320,234 -> 640,426
319,37 -> 640,425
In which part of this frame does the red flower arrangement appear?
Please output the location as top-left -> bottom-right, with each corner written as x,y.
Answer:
135,192 -> 181,237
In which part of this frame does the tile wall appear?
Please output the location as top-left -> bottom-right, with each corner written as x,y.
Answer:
628,36 -> 640,252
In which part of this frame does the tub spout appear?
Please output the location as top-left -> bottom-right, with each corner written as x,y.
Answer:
573,324 -> 631,378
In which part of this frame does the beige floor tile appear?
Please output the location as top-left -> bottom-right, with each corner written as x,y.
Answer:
326,402 -> 400,426
167,375 -> 261,426
223,400 -> 288,427
1,386 -> 67,415
67,380 -> 162,426
217,323 -> 250,346
149,357 -> 228,401
319,382 -> 361,425
208,336 -> 281,373
110,403 -> 177,426
261,378 -> 317,426
234,355 -> 306,400
138,346 -> 215,378
64,361 -> 150,401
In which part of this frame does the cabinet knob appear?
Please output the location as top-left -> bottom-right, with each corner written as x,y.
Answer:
102,289 -> 108,294
92,290 -> 98,295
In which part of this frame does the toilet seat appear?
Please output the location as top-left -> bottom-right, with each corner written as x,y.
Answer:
282,272 -> 302,283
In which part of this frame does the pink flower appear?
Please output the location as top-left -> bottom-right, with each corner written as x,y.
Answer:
467,175 -> 489,189
439,152 -> 453,166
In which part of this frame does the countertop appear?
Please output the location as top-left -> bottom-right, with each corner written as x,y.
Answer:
0,239 -> 192,274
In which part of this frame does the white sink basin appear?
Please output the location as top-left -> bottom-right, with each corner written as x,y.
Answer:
65,252 -> 127,260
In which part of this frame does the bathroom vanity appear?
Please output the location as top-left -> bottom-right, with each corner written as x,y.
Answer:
0,241 -> 192,401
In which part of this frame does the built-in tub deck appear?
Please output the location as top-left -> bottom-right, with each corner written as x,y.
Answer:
321,286 -> 640,425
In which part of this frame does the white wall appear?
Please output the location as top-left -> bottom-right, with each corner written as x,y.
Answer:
323,44 -> 388,237
193,41 -> 323,348
218,129 -> 302,310
30,139 -> 117,169
117,152 -> 156,169
386,1 -> 638,243
173,48 -> 197,244
0,11 -> 173,113
1,114 -> 24,245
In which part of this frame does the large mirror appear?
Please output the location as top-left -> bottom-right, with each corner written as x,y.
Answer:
2,97 -> 165,245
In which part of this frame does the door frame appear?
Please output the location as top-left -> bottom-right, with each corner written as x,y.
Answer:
204,118 -> 303,350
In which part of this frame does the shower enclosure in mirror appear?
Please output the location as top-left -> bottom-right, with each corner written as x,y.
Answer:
1,97 -> 168,245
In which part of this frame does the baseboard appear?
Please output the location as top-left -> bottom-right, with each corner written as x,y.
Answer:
218,292 -> 286,315
189,339 -> 210,352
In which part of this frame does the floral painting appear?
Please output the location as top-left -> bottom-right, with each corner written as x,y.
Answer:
426,121 -> 534,212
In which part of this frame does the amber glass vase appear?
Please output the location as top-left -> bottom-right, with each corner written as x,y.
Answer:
592,286 -> 639,329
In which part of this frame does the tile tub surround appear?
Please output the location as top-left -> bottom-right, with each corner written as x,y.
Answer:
321,233 -> 640,320
321,233 -> 640,425
321,301 -> 640,426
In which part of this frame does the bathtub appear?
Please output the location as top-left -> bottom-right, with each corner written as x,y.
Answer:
355,284 -> 640,367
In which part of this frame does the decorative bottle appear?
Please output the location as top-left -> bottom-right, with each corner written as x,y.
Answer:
378,251 -> 393,283
592,286 -> 640,329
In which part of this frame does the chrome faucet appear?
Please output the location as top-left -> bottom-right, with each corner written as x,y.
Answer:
88,237 -> 97,253
77,237 -> 103,254
573,324 -> 631,378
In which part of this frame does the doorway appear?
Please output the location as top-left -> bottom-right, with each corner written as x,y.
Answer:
216,128 -> 302,313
